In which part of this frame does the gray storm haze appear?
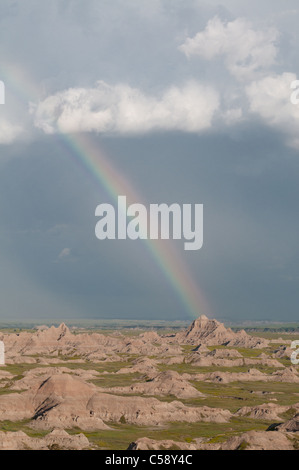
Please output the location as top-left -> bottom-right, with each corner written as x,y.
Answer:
0,1 -> 299,322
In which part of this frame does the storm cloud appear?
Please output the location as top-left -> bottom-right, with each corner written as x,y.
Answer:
0,1 -> 299,322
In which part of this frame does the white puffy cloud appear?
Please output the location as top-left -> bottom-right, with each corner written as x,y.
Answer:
31,80 -> 219,135
246,72 -> 299,148
179,16 -> 279,80
0,118 -> 23,145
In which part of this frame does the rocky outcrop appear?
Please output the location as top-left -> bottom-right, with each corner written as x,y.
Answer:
128,411 -> 299,451
0,393 -> 34,421
0,429 -> 90,450
11,366 -> 101,391
186,352 -> 283,369
1,323 -> 183,362
30,374 -> 109,431
115,357 -> 158,378
86,392 -> 231,426
176,316 -> 269,348
234,403 -> 299,421
269,413 -> 299,433
102,370 -> 205,399
127,437 -> 213,450
273,345 -> 294,359
0,372 -> 232,430
221,430 -> 297,450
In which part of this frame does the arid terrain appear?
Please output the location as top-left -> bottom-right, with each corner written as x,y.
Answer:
0,316 -> 298,450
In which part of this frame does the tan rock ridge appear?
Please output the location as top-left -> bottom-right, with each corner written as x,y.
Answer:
1,323 -> 182,362
188,366 -> 299,384
186,368 -> 266,384
176,315 -> 269,348
208,348 -> 243,358
269,413 -> 299,432
11,366 -> 101,391
127,437 -> 215,450
127,410 -> 299,451
273,345 -> 294,359
0,429 -> 90,450
101,370 -> 205,399
115,357 -> 159,378
0,393 -> 34,421
86,392 -> 231,426
221,430 -> 296,450
31,374 -> 109,431
234,402 -> 299,421
0,317 -> 274,365
186,353 -> 284,369
128,430 -> 299,451
0,372 -> 231,430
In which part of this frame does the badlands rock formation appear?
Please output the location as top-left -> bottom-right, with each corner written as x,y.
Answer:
127,437 -> 211,451
221,430 -> 297,451
0,371 -> 231,430
0,317 -> 297,450
234,403 -> 299,421
270,414 -> 299,433
128,410 -> 299,451
0,322 -> 181,363
86,393 -> 231,426
101,370 -> 205,399
187,366 -> 299,384
0,430 -> 90,450
176,315 -> 269,348
115,357 -> 159,378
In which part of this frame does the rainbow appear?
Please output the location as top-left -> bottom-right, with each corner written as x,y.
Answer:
0,64 -> 210,319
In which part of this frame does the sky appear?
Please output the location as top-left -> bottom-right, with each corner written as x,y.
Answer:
1,0 -> 299,323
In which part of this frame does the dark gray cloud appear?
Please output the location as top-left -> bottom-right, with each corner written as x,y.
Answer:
0,1 -> 299,322
0,128 -> 298,321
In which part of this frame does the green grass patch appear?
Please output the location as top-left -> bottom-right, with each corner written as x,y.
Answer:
0,420 -> 48,438
69,417 -> 270,450
90,373 -> 143,389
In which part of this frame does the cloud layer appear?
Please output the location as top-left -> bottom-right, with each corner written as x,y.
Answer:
32,81 -> 220,135
0,118 -> 22,144
0,5 -> 299,149
179,16 -> 279,80
246,73 -> 299,148
5,12 -> 296,148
